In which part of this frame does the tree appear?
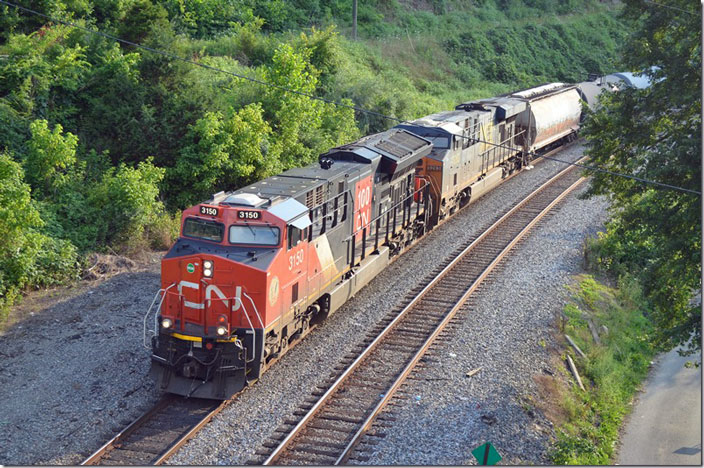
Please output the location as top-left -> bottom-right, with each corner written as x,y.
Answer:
25,119 -> 78,197
167,103 -> 280,208
582,0 -> 701,355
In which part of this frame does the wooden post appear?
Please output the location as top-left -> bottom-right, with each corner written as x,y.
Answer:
566,355 -> 586,391
565,334 -> 587,359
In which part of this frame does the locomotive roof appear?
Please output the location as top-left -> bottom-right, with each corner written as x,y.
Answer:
321,128 -> 431,177
233,161 -> 358,200
403,110 -> 468,136
322,128 -> 430,162
207,159 -> 360,211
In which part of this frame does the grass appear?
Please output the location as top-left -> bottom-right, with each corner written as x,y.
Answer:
549,274 -> 656,464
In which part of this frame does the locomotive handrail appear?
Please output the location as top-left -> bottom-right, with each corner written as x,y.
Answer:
241,291 -> 264,329
231,296 -> 257,363
143,283 -> 176,349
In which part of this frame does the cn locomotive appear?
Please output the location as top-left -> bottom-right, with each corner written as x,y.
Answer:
144,81 -> 589,399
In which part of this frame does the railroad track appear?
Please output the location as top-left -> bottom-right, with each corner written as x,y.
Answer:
251,160 -> 586,465
81,396 -> 225,465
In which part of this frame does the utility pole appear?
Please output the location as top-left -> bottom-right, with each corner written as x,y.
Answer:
352,0 -> 357,40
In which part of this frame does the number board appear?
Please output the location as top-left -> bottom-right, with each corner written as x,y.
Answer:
238,210 -> 261,220
200,205 -> 219,216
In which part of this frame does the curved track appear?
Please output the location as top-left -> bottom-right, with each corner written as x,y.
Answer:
81,396 -> 225,465
253,160 -> 586,465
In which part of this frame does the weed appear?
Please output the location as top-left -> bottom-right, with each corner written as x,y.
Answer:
550,275 -> 655,464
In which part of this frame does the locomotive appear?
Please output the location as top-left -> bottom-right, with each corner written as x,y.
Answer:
145,81 -> 586,399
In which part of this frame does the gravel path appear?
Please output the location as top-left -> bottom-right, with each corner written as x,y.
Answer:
0,143 -> 600,466
0,269 -> 163,465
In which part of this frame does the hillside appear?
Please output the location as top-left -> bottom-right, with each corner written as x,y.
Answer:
0,0 -> 629,315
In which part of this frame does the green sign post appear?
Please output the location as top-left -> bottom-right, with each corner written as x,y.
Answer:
471,442 -> 501,466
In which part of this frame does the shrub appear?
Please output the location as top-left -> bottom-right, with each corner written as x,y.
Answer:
89,158 -> 166,250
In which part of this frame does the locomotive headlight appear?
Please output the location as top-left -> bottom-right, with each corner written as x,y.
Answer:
216,326 -> 228,336
203,260 -> 213,277
161,318 -> 173,329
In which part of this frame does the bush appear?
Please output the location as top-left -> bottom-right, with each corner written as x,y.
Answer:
27,236 -> 80,288
0,152 -> 78,317
89,158 -> 166,250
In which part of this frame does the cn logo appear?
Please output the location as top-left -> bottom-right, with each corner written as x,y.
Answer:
354,175 -> 373,241
177,281 -> 242,311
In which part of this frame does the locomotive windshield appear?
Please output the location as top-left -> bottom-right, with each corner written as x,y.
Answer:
183,218 -> 224,242
229,225 -> 280,246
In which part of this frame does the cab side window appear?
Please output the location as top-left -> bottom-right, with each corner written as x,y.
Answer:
288,226 -> 303,250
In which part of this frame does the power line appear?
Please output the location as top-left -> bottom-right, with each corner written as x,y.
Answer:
439,130 -> 701,196
1,0 -> 700,196
641,0 -> 699,15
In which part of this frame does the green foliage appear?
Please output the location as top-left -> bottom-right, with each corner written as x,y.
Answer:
0,25 -> 90,122
89,158 -> 166,248
581,0 -> 701,356
168,103 -> 280,207
25,119 -> 79,197
0,152 -> 79,317
551,275 -> 656,465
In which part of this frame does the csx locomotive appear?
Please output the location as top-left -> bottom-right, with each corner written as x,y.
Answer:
145,81 -> 586,399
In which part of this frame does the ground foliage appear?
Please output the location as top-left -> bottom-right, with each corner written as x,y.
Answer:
581,0 -> 702,355
0,0 -> 627,315
551,275 -> 656,464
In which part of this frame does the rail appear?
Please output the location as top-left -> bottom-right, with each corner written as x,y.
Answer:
258,157 -> 587,465
81,396 -> 227,466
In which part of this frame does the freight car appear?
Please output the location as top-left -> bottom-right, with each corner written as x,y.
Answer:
145,81 -> 588,399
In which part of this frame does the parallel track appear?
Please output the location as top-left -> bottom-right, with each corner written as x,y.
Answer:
253,161 -> 586,465
81,396 -> 225,465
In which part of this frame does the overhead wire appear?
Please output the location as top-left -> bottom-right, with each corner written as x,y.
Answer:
641,0 -> 699,15
1,0 -> 699,196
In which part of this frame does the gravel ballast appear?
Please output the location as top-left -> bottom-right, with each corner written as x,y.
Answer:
349,183 -> 609,465
0,143 -> 604,465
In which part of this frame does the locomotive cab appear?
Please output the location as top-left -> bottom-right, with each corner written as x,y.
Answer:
149,194 -> 309,399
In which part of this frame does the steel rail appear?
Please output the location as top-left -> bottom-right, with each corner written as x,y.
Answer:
335,175 -> 586,464
81,396 -> 228,465
81,397 -> 173,465
262,159 -> 587,465
151,401 -> 227,464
